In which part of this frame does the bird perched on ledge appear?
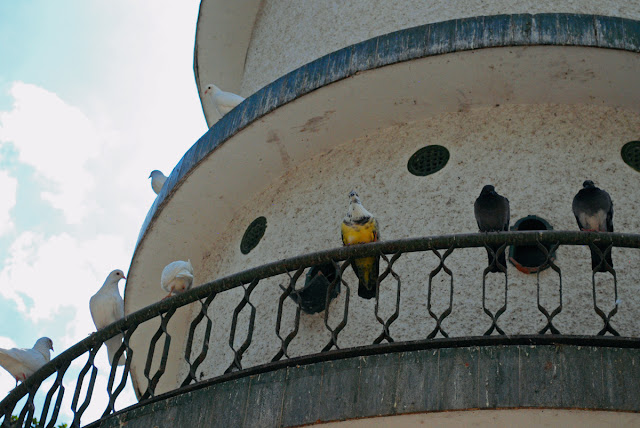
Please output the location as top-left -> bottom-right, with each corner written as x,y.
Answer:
204,84 -> 245,117
149,170 -> 167,195
161,260 -> 194,299
341,191 -> 380,299
474,185 -> 510,273
0,337 -> 53,386
90,270 -> 126,366
572,180 -> 614,272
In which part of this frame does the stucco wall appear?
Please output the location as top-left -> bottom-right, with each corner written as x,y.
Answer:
173,103 -> 640,385
240,0 -> 640,94
316,410 -> 640,428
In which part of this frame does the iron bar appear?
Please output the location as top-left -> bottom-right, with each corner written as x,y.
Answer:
181,293 -> 216,387
0,231 -> 639,428
272,268 -> 304,362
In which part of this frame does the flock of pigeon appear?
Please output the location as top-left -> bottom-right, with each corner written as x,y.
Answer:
341,180 -> 614,298
0,82 -> 614,388
147,84 -> 245,196
0,260 -> 194,383
475,180 -> 614,273
0,83 -> 242,386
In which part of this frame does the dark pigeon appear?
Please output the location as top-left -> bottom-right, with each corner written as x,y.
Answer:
474,185 -> 510,273
572,180 -> 614,272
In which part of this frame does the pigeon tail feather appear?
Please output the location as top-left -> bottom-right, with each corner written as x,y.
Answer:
353,255 -> 379,300
105,335 -> 125,367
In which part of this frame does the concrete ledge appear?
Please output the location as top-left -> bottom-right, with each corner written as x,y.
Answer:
94,345 -> 640,427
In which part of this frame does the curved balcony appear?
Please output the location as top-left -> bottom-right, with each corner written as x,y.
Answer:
1,231 -> 640,427
126,15 -> 640,404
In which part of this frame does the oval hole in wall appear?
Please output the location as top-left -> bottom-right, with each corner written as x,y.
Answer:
241,216 -> 267,255
509,215 -> 555,274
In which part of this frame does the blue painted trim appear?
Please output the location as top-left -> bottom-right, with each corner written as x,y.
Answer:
135,13 -> 640,251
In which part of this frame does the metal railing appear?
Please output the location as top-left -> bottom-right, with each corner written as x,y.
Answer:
1,231 -> 639,427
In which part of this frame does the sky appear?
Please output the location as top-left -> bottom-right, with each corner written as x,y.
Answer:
0,0 -> 206,424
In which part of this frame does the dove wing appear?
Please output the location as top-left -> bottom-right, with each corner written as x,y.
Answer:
161,263 -> 178,292
214,92 -> 245,115
502,197 -> 510,231
90,291 -> 124,330
605,193 -> 614,233
112,293 -> 124,323
0,350 -> 26,377
0,348 -> 45,376
217,92 -> 244,107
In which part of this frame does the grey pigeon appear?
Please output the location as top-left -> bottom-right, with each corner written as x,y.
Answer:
90,270 -> 126,366
474,185 -> 510,272
572,180 -> 614,272
0,337 -> 53,386
149,170 -> 167,195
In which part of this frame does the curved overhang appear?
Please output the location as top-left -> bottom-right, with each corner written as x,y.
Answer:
193,0 -> 262,126
126,14 -> 640,397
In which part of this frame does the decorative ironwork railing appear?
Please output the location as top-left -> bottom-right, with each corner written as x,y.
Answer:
1,231 -> 639,428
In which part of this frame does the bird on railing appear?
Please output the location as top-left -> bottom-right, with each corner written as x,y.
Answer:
474,185 -> 510,273
149,170 -> 167,195
90,270 -> 126,366
341,190 -> 380,299
0,337 -> 53,386
572,180 -> 614,272
204,84 -> 245,118
161,260 -> 194,300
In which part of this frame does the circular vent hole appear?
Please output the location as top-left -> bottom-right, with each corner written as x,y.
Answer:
241,217 -> 267,255
407,145 -> 450,176
621,141 -> 640,172
509,215 -> 555,274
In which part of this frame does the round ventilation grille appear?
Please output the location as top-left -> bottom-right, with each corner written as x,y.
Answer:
407,145 -> 450,176
241,217 -> 267,255
621,141 -> 640,172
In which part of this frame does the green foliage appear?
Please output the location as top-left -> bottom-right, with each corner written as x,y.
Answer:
9,415 -> 67,428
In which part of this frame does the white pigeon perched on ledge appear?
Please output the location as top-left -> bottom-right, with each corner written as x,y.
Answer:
0,337 -> 54,386
149,170 -> 167,195
204,84 -> 245,117
90,270 -> 126,366
161,260 -> 194,299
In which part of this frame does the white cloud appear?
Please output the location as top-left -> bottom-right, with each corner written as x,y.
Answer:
0,232 -> 128,332
0,336 -> 17,350
0,1 -> 206,423
0,83 -> 104,224
0,170 -> 17,236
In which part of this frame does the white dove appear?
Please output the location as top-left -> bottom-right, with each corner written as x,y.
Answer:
204,84 -> 245,117
149,170 -> 167,195
90,270 -> 126,366
0,337 -> 54,386
161,260 -> 194,299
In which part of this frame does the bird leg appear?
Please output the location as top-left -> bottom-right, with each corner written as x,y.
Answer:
161,293 -> 174,301
15,373 -> 26,386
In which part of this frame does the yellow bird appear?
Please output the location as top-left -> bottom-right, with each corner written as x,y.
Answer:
341,190 -> 380,299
